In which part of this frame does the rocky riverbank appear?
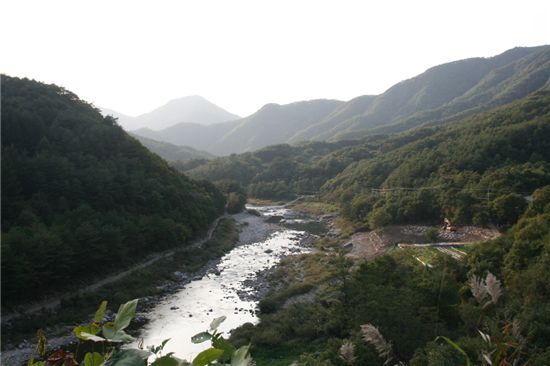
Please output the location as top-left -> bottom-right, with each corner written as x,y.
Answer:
2,207 -> 315,365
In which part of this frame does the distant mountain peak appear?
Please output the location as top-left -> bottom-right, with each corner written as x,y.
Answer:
101,95 -> 239,131
123,45 -> 550,155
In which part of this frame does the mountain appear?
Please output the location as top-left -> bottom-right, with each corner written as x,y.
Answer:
1,76 -> 226,305
130,134 -> 213,162
321,91 -> 550,226
101,95 -> 240,130
212,99 -> 344,155
133,46 -> 550,155
185,91 -> 550,226
294,45 -> 550,141
133,99 -> 344,155
133,121 -> 240,152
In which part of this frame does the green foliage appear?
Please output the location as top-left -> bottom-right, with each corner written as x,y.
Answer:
192,348 -> 224,366
0,76 -> 226,306
183,140 -> 368,200
131,134 -> 213,162
425,227 -> 439,243
215,180 -> 247,213
491,192 -> 527,227
239,184 -> 550,365
434,337 -> 471,366
190,315 -> 252,365
29,300 -> 253,366
183,92 -> 550,229
325,92 -> 550,227
94,301 -> 108,323
82,352 -> 104,366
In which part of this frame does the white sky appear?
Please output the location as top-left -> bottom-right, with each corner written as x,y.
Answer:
1,0 -> 549,117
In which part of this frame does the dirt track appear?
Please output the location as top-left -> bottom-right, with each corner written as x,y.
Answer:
344,225 -> 500,260
2,215 -> 227,323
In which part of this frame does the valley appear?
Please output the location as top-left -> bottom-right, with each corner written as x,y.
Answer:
2,43 -> 550,365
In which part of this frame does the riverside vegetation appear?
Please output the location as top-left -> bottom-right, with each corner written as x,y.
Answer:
2,217 -> 239,352
228,186 -> 550,365
180,93 -> 550,363
26,299 -> 253,366
2,45 -> 550,365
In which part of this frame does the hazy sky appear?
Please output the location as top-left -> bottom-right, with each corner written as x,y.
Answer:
2,0 -> 549,117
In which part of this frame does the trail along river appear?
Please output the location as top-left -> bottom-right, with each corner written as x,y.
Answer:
135,205 -> 312,361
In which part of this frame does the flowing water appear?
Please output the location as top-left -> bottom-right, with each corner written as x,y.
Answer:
136,205 -> 311,361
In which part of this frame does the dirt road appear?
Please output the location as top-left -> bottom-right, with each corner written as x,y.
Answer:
2,215 -> 226,323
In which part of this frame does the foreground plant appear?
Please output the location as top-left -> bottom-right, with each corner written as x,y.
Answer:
28,300 -> 253,366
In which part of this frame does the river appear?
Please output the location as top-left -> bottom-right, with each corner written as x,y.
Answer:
135,204 -> 312,361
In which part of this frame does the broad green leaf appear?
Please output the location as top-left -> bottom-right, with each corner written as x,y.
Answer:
103,349 -> 150,366
436,336 -> 472,366
191,348 -> 224,366
94,301 -> 108,323
36,329 -> 47,356
113,299 -> 138,331
79,332 -> 106,342
160,338 -> 171,351
151,356 -> 179,366
212,336 -> 236,361
28,356 -> 45,366
83,352 -> 104,366
102,324 -> 135,343
74,325 -> 100,340
152,356 -> 190,366
191,332 -> 212,344
231,345 -> 252,366
209,316 -> 226,331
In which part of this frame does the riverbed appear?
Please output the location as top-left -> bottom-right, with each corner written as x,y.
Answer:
135,205 -> 312,361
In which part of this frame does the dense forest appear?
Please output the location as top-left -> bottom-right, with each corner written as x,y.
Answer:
182,139 -> 368,200
327,91 -> 550,228
1,76 -> 226,306
186,92 -> 550,228
231,185 -> 550,365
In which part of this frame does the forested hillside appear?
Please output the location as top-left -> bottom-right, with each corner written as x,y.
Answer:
232,185 -> 550,365
186,91 -> 550,228
130,134 -> 213,162
325,91 -> 550,228
183,139 -> 368,199
1,76 -> 226,306
295,45 -> 550,141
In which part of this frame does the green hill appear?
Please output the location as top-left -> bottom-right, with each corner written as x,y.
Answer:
187,91 -> 550,228
300,45 -> 550,141
323,91 -> 550,227
130,134 -> 213,162
0,75 -> 225,306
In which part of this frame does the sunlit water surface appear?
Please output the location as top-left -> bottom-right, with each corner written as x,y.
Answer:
136,206 -> 309,360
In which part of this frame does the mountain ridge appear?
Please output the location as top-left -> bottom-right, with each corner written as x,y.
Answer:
101,95 -> 240,130
132,45 -> 550,155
